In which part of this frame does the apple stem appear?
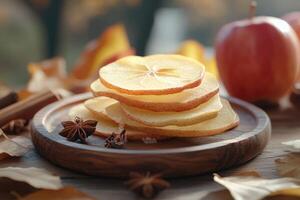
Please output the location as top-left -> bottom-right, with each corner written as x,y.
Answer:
249,0 -> 257,19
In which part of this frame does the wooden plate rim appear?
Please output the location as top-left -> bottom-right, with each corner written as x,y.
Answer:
32,93 -> 270,155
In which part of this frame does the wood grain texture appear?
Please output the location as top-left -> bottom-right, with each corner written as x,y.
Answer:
30,93 -> 271,178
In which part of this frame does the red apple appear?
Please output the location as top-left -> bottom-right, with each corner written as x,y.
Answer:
282,12 -> 300,83
282,12 -> 300,41
215,16 -> 300,102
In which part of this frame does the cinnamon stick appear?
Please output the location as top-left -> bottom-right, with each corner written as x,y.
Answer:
0,83 -> 18,109
0,90 -> 58,126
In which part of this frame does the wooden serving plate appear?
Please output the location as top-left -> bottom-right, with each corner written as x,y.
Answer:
31,93 -> 271,178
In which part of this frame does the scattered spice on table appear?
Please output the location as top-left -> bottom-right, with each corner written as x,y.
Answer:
142,137 -> 158,144
1,119 -> 29,134
59,117 -> 97,143
125,172 -> 170,199
105,129 -> 127,149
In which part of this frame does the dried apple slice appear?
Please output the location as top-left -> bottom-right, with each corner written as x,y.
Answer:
91,73 -> 219,112
99,54 -> 205,95
84,97 -> 118,121
85,95 -> 222,127
101,99 -> 239,137
68,104 -> 167,141
121,94 -> 222,127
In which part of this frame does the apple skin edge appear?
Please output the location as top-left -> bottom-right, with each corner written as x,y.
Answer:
282,12 -> 300,84
282,12 -> 300,41
215,16 -> 300,102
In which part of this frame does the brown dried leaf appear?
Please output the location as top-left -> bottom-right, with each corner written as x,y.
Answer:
0,167 -> 62,190
1,119 -> 28,135
276,154 -> 300,179
0,129 -> 32,159
20,187 -> 96,200
213,173 -> 300,200
26,57 -> 67,94
28,57 -> 66,79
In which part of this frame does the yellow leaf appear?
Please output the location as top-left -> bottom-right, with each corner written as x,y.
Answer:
213,173 -> 300,200
176,40 -> 219,79
176,40 -> 205,63
276,154 -> 300,179
0,167 -> 62,190
71,24 -> 134,80
20,187 -> 96,200
204,56 -> 219,79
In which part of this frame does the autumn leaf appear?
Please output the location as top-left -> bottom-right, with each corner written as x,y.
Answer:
28,57 -> 66,79
27,68 -> 65,93
71,24 -> 134,80
282,140 -> 300,152
204,56 -> 219,79
176,40 -> 219,79
25,57 -> 68,96
23,57 -> 88,95
176,40 -> 206,63
20,187 -> 96,200
0,129 -> 32,159
213,173 -> 300,200
275,154 -> 300,179
0,167 -> 95,200
0,167 -> 62,190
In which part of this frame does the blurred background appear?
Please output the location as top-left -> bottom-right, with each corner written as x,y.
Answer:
1,0 -> 300,87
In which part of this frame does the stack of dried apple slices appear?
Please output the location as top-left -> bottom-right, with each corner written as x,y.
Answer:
69,54 -> 239,140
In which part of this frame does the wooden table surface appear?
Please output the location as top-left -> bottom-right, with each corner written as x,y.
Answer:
1,98 -> 299,200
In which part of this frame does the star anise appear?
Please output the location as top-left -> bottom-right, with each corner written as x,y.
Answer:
126,172 -> 170,199
1,119 -> 29,134
104,129 -> 127,148
59,117 -> 97,143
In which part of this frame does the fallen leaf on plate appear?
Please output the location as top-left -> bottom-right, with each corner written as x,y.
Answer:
20,187 -> 96,200
282,140 -> 300,152
275,154 -> 300,179
0,167 -> 62,190
0,129 -> 32,159
213,173 -> 300,200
